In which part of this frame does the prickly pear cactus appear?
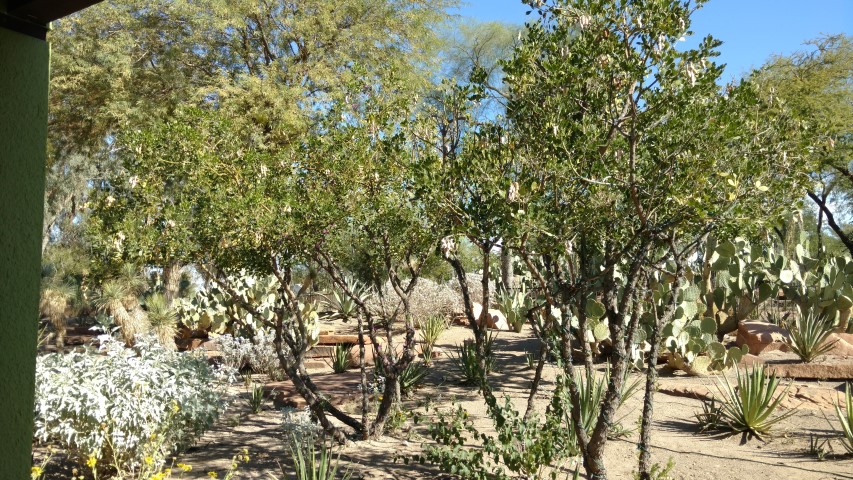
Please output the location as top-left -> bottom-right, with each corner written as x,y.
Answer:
496,284 -> 534,333
175,271 -> 320,348
701,237 -> 781,336
783,252 -> 853,333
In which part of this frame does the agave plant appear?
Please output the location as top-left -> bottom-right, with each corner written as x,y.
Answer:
496,285 -> 533,333
399,361 -> 429,396
712,366 -> 794,440
784,311 -> 838,363
144,293 -> 178,350
834,383 -> 853,453
327,276 -> 370,319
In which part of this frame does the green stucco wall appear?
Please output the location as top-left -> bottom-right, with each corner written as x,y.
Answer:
0,26 -> 50,479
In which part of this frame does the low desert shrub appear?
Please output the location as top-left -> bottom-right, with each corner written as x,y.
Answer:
33,336 -> 229,475
448,273 -> 495,312
784,311 -> 838,363
703,366 -> 794,439
423,379 -> 575,479
282,407 -> 323,448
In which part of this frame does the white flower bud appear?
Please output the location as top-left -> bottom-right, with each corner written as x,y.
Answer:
508,182 -> 520,202
440,236 -> 457,258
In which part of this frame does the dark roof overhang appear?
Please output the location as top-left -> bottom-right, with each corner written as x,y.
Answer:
2,0 -> 102,39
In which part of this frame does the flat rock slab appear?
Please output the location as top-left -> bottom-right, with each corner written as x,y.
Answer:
317,334 -> 374,345
765,359 -> 853,380
657,381 -> 845,410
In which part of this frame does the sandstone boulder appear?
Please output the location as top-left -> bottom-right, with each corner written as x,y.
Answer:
472,302 -> 511,330
736,321 -> 790,355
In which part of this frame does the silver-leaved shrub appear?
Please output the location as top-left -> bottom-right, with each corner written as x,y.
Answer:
217,329 -> 287,380
33,336 -> 229,474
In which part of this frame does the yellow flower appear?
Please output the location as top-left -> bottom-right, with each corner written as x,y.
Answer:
150,473 -> 165,480
177,463 -> 192,472
31,466 -> 43,478
145,456 -> 154,465
86,456 -> 97,469
208,472 -> 219,478
172,401 -> 180,413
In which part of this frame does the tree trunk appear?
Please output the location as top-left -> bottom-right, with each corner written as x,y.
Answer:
500,244 -> 514,291
808,191 -> 853,257
162,261 -> 183,305
816,188 -> 828,258
638,321 -> 662,479
357,314 -> 369,440
523,342 -> 548,420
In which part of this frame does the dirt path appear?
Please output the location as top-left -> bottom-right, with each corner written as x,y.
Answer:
173,323 -> 853,480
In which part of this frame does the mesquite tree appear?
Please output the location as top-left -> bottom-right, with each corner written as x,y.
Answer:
496,0 -> 809,478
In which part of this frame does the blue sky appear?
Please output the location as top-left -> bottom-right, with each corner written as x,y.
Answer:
451,0 -> 852,82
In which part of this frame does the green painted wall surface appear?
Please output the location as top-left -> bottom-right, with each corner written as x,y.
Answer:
0,26 -> 50,478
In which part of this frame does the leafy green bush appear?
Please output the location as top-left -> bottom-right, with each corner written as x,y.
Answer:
704,366 -> 794,439
423,375 -> 578,480
784,311 -> 838,363
33,337 -> 228,475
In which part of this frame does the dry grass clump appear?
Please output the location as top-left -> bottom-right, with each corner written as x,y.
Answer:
448,273 -> 496,311
367,278 -> 459,324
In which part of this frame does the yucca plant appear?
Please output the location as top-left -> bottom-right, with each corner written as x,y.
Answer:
94,280 -> 150,345
572,369 -> 608,435
834,382 -> 853,453
330,344 -> 351,374
399,361 -> 429,396
144,293 -> 178,350
784,311 -> 838,363
712,366 -> 794,440
418,315 -> 448,365
289,438 -> 352,480
39,280 -> 77,350
248,383 -> 265,414
452,333 -> 497,385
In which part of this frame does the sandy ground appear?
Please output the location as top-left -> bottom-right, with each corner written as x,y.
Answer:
164,323 -> 853,480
